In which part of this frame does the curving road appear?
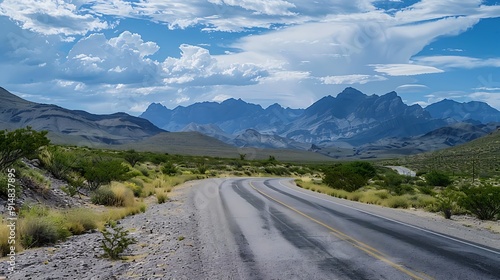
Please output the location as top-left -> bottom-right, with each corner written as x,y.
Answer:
188,178 -> 500,280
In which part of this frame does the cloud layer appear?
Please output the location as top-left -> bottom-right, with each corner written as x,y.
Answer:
0,0 -> 499,113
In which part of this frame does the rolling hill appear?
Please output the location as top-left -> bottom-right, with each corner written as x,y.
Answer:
386,128 -> 500,176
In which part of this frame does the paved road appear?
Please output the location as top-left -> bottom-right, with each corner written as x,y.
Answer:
386,166 -> 417,177
190,178 -> 500,280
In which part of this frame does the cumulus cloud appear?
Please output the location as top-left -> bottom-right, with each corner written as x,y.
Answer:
63,31 -> 160,84
161,44 -> 267,86
0,0 -> 109,36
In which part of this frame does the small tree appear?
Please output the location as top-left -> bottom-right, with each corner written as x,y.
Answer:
459,185 -> 500,220
425,171 -> 452,187
123,149 -> 142,167
239,153 -> 247,160
81,158 -> 129,191
100,221 -> 137,260
0,127 -> 50,171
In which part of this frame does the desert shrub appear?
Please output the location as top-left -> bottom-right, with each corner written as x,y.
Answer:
19,217 -> 60,248
125,182 -> 143,197
162,162 -> 178,176
418,185 -> 435,195
323,162 -> 374,192
196,163 -> 207,175
383,173 -> 403,188
39,147 -> 77,180
92,184 -> 135,207
376,190 -> 390,199
81,158 -> 129,191
91,186 -> 117,206
156,190 -> 167,204
434,187 -> 464,219
137,166 -> 149,177
100,221 -> 137,260
385,196 -> 410,209
425,171 -> 452,187
459,185 -> 500,220
264,166 -> 290,176
64,209 -> 98,235
348,192 -> 364,201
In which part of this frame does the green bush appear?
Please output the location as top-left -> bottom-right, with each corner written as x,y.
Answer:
91,186 -> 127,207
0,127 -> 50,171
39,147 -> 77,180
459,185 -> 500,220
435,188 -> 464,219
81,158 -> 129,191
425,171 -> 452,187
157,192 -> 167,204
64,209 -> 98,235
323,161 -> 375,192
125,182 -> 143,197
418,185 -> 435,195
20,217 -> 60,248
100,221 -> 137,260
162,162 -> 178,176
386,196 -> 410,209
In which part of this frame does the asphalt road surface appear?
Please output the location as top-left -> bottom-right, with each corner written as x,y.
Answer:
191,178 -> 500,280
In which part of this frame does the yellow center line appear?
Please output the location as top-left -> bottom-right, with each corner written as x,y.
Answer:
249,181 -> 430,280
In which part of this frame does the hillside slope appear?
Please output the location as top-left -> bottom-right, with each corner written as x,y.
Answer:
0,87 -> 165,145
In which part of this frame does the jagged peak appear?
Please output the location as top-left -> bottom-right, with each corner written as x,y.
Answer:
337,87 -> 366,98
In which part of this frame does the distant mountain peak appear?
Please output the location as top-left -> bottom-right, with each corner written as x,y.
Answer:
337,87 -> 365,98
426,98 -> 500,123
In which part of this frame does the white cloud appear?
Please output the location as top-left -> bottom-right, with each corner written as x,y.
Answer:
371,64 -> 444,76
86,0 -> 377,32
469,91 -> 500,109
414,56 -> 500,69
0,0 -> 109,36
395,84 -> 429,93
212,94 -> 233,102
320,74 -> 387,85
208,0 -> 297,16
161,44 -> 267,86
63,31 -> 160,84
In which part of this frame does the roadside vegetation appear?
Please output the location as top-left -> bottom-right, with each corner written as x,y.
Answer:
0,127 -> 318,257
1,126 -> 499,257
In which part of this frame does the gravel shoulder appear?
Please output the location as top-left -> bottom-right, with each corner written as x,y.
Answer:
1,181 -> 205,280
2,178 -> 498,279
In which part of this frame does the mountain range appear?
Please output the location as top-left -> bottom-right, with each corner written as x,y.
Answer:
141,87 -> 500,151
0,87 -> 164,146
1,86 -> 499,159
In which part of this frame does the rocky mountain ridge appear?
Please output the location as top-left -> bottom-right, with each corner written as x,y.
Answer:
0,87 -> 165,145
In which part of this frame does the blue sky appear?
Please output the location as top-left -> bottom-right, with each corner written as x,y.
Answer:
1,0 -> 500,115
